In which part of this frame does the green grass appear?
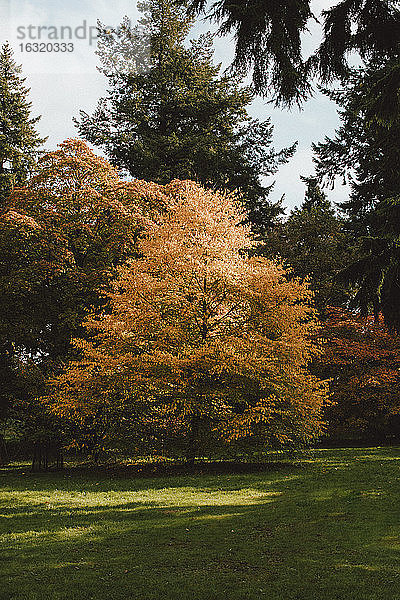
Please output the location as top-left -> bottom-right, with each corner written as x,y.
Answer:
1,447 -> 400,600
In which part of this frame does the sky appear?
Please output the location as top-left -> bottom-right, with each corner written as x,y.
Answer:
0,0 -> 350,213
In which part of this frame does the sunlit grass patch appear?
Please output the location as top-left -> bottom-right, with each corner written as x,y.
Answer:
1,447 -> 400,600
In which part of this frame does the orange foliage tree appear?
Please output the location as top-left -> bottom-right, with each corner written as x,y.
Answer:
315,308 -> 400,443
0,140 -> 168,463
1,139 -> 167,362
46,180 -> 327,461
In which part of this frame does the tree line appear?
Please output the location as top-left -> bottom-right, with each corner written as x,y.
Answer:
0,0 -> 399,467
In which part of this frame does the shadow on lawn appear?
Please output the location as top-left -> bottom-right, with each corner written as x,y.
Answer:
0,462 -> 303,495
2,445 -> 400,493
2,501 -> 400,600
1,447 -> 400,599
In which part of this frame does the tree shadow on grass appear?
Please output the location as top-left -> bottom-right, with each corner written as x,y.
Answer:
0,461 -> 303,494
1,497 -> 400,600
1,447 -> 400,600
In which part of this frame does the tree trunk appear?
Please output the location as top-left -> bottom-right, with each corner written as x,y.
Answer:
0,433 -> 8,465
56,447 -> 64,469
31,441 -> 49,472
186,413 -> 200,466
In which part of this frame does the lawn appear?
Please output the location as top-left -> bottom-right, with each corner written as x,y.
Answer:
1,447 -> 400,600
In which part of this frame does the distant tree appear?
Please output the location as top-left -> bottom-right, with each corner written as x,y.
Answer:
75,0 -> 295,236
0,42 -> 46,206
314,60 -> 400,330
188,0 -> 400,115
315,307 -> 400,443
261,176 -> 353,311
45,181 -> 327,462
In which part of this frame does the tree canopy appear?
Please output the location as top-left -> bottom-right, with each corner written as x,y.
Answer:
0,43 -> 46,206
76,0 -> 295,236
188,0 -> 400,112
261,177 -> 353,311
314,60 -> 400,330
45,180 -> 327,460
0,139 -> 151,363
316,307 -> 400,443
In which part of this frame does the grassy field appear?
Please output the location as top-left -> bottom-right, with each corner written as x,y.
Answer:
1,447 -> 400,600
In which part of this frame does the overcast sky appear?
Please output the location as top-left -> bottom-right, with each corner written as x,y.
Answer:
1,0 -> 350,212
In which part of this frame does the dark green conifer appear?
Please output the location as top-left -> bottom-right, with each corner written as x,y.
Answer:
0,43 -> 46,205
76,0 -> 295,235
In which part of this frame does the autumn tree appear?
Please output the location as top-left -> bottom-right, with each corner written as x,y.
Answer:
1,140 -> 144,361
0,140 -> 168,463
315,308 -> 400,443
75,0 -> 295,236
45,180 -> 327,462
0,43 -> 46,206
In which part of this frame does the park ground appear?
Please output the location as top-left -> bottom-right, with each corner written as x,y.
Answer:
1,447 -> 400,600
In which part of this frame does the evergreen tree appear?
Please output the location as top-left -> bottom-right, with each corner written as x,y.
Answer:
0,43 -> 46,206
314,60 -> 400,329
75,0 -> 295,236
301,176 -> 331,211
262,177 -> 352,311
189,0 -> 400,114
0,43 -> 46,458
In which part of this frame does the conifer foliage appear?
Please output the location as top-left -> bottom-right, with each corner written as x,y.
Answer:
46,181 -> 327,461
76,0 -> 295,236
314,61 -> 400,330
0,43 -> 46,206
189,0 -> 400,112
263,177 -> 353,311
